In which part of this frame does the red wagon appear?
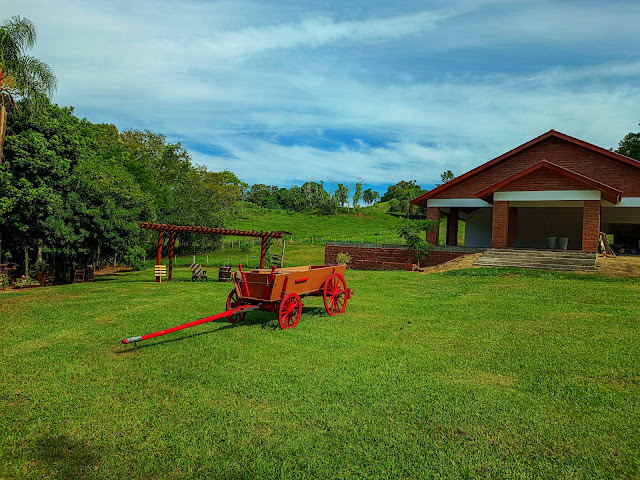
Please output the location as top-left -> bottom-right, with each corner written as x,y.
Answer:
227,264 -> 351,329
122,264 -> 351,346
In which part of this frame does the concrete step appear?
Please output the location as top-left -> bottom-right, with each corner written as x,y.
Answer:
475,258 -> 596,267
481,248 -> 595,259
476,261 -> 596,271
474,248 -> 596,271
482,252 -> 596,262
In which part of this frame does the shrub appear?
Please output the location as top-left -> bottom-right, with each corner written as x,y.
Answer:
336,252 -> 353,266
124,246 -> 149,271
396,220 -> 438,266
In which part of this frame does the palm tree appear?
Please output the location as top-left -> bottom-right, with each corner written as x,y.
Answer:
362,188 -> 380,206
0,15 -> 57,164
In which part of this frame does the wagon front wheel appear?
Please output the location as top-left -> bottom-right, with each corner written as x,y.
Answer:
324,273 -> 348,316
279,293 -> 301,329
226,289 -> 247,323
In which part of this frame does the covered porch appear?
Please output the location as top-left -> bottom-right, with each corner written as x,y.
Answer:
426,197 -> 605,253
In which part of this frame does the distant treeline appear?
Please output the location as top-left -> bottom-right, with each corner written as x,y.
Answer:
243,179 -> 427,217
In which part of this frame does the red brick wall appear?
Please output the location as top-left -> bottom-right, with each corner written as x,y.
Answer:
503,169 -> 588,191
433,137 -> 640,199
324,243 -> 480,270
491,201 -> 509,248
582,200 -> 600,252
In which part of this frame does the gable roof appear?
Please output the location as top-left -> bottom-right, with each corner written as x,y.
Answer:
412,129 -> 640,206
474,159 -> 623,204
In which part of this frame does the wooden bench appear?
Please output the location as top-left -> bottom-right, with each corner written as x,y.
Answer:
155,264 -> 167,282
190,263 -> 208,282
73,269 -> 85,283
271,254 -> 283,268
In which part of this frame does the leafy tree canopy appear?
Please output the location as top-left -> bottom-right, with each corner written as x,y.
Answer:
616,131 -> 640,161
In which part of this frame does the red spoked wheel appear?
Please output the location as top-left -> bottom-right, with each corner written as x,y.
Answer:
226,289 -> 247,323
279,293 -> 302,329
323,273 -> 348,316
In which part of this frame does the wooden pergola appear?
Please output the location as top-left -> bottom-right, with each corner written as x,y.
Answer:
139,222 -> 288,282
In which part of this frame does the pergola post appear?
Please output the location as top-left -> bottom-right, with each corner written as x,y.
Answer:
156,230 -> 164,283
169,232 -> 175,280
260,236 -> 267,269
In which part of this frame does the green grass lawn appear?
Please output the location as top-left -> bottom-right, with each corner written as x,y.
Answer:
1,266 -> 639,479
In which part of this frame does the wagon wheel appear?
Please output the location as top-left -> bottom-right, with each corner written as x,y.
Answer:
323,273 -> 348,316
226,289 -> 247,323
279,293 -> 302,329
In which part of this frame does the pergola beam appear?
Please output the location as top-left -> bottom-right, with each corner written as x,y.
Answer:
139,222 -> 288,238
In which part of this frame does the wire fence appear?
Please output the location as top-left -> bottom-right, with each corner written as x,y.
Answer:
217,230 -> 407,248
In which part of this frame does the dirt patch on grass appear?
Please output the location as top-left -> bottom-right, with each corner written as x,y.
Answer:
94,266 -> 133,276
596,255 -> 640,279
419,253 -> 482,274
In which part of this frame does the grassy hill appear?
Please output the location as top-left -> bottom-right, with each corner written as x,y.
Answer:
230,204 -> 407,243
224,203 -> 464,245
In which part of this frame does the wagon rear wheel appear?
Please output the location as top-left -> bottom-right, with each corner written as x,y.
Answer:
323,273 -> 348,316
279,293 -> 301,329
226,289 -> 247,323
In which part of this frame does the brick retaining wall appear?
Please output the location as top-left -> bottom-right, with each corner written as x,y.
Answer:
324,242 -> 485,271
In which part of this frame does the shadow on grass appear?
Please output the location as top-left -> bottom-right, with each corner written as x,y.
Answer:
21,435 -> 100,478
117,307 -> 327,352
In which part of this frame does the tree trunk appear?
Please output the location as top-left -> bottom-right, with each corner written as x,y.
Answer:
24,245 -> 29,277
0,103 -> 7,165
37,239 -> 43,264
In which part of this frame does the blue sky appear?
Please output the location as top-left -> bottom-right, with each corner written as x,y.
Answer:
4,0 -> 640,197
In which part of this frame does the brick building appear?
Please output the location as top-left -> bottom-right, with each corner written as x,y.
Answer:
412,130 -> 640,253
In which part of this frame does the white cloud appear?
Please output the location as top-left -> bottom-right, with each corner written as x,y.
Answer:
3,0 -> 640,191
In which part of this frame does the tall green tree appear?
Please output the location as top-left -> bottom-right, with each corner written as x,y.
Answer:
436,170 -> 455,186
616,131 -> 640,161
246,184 -> 279,208
334,183 -> 349,207
301,181 -> 330,210
362,188 -> 380,206
382,180 -> 425,217
352,182 -> 363,211
0,16 -> 57,165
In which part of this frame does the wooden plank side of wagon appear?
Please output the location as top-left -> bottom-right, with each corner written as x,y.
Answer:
274,264 -> 347,300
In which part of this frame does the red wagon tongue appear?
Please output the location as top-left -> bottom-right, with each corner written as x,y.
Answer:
121,304 -> 258,345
